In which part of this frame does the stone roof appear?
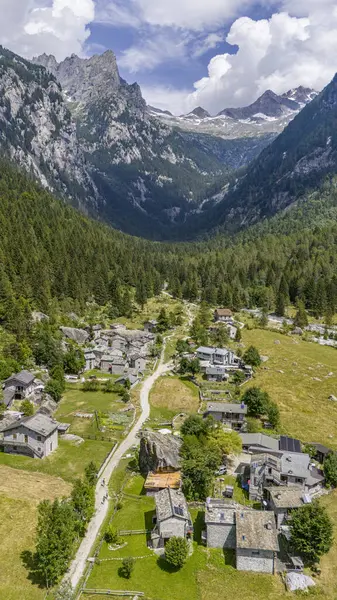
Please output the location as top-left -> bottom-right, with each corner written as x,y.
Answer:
267,486 -> 305,509
206,366 -> 227,375
206,402 -> 247,415
280,453 -> 311,478
155,488 -> 190,522
3,413 -> 59,437
308,443 -> 332,456
4,370 -> 35,387
236,510 -> 279,551
240,433 -> 279,452
3,386 -> 15,407
101,355 -> 126,364
85,352 -> 96,360
197,346 -> 215,354
205,501 -> 236,525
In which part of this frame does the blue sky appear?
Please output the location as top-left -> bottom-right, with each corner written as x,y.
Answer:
1,0 -> 337,114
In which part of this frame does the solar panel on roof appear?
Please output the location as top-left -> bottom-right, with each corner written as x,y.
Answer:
174,506 -> 184,516
280,436 -> 301,453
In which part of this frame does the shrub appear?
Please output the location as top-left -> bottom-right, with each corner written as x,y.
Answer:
165,537 -> 189,568
243,345 -> 261,367
119,557 -> 135,579
104,526 -> 119,544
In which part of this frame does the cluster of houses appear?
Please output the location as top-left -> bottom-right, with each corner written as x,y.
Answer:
81,324 -> 155,379
139,428 -> 330,575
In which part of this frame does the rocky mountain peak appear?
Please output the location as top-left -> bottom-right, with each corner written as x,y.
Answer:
187,106 -> 211,119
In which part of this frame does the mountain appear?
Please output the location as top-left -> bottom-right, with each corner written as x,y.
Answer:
205,74 -> 337,232
150,87 -> 317,140
0,46 -> 98,213
19,48 -> 269,239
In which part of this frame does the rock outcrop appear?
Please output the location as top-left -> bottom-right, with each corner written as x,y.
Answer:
60,327 -> 89,345
139,431 -> 182,474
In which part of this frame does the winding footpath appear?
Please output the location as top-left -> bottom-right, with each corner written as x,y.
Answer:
68,343 -> 173,590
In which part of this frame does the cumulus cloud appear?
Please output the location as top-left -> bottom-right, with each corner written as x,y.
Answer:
141,84 -> 191,114
0,0 -> 95,61
187,4 -> 337,114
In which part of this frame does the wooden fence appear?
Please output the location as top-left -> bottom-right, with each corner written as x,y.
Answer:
82,589 -> 144,597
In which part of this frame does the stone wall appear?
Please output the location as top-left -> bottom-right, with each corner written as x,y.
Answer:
236,548 -> 275,574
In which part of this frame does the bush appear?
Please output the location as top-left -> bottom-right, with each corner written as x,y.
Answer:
165,537 -> 189,568
103,379 -> 114,393
45,379 -> 63,402
267,402 -> 280,429
324,453 -> 337,487
104,526 -> 119,544
241,387 -> 271,417
21,399 -> 34,416
82,380 -> 99,392
119,557 -> 135,579
243,345 -> 261,367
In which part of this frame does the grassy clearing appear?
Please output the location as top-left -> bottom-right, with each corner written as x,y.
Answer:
0,468 -> 70,600
240,328 -> 337,447
114,295 -> 185,331
150,375 -> 199,415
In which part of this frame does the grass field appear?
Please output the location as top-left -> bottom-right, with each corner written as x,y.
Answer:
86,469 -> 337,600
240,328 -> 337,447
148,375 -> 199,427
0,466 -> 71,600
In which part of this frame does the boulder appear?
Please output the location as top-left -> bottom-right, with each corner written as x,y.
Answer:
139,430 -> 182,474
60,326 -> 89,345
329,395 -> 337,402
32,311 -> 49,323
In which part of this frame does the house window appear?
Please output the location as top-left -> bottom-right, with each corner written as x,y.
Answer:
13,434 -> 17,440
280,475 -> 287,482
37,435 -> 42,442
295,478 -> 303,484
252,551 -> 260,556
50,443 -> 53,451
24,435 -> 28,443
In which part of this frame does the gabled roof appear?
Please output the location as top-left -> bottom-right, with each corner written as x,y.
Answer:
155,488 -> 190,522
2,413 -> 58,437
236,510 -> 279,551
267,486 -> 306,509
4,370 -> 35,386
84,352 -> 96,360
101,355 -> 126,364
240,433 -> 279,452
215,308 -> 233,317
206,402 -> 247,415
197,346 -> 215,354
280,453 -> 311,478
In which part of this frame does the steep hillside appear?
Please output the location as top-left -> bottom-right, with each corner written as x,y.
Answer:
208,74 -> 337,232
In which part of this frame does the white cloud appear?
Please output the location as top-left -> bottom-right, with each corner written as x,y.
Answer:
0,0 -> 95,61
119,30 -> 191,73
141,84 -> 190,114
187,4 -> 337,114
192,32 -> 224,58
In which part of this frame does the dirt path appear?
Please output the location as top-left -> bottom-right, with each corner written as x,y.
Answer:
68,342 -> 172,590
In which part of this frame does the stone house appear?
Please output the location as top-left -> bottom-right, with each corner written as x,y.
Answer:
214,308 -> 233,323
236,510 -> 279,574
144,319 -> 158,333
115,373 -> 140,388
151,488 -> 193,549
240,433 -> 280,454
206,366 -> 229,382
4,370 -> 37,404
205,499 -> 237,549
128,353 -> 146,372
100,355 -> 128,375
0,413 -> 59,458
205,402 -> 247,430
264,486 -> 308,529
84,351 -> 97,371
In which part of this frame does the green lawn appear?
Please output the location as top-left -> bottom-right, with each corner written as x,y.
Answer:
0,437 -> 112,482
148,375 -> 200,428
240,328 -> 337,447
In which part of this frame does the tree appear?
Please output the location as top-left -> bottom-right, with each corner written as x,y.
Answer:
84,461 -> 98,487
34,498 -> 77,587
119,557 -> 135,579
71,479 -> 95,536
157,308 -> 170,333
21,399 -> 34,416
241,387 -> 271,417
290,501 -> 333,565
210,325 -> 229,347
0,357 -> 20,381
176,339 -> 190,355
45,379 -> 63,402
104,526 -> 120,544
259,309 -> 268,328
165,537 -> 189,569
103,379 -> 115,393
294,299 -> 309,329
210,429 -> 242,457
181,415 -> 211,438
267,402 -> 280,429
324,453 -> 337,488
235,327 -> 242,342
63,347 -> 85,375
243,346 -> 261,367
232,370 -> 246,385
50,364 -> 65,391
